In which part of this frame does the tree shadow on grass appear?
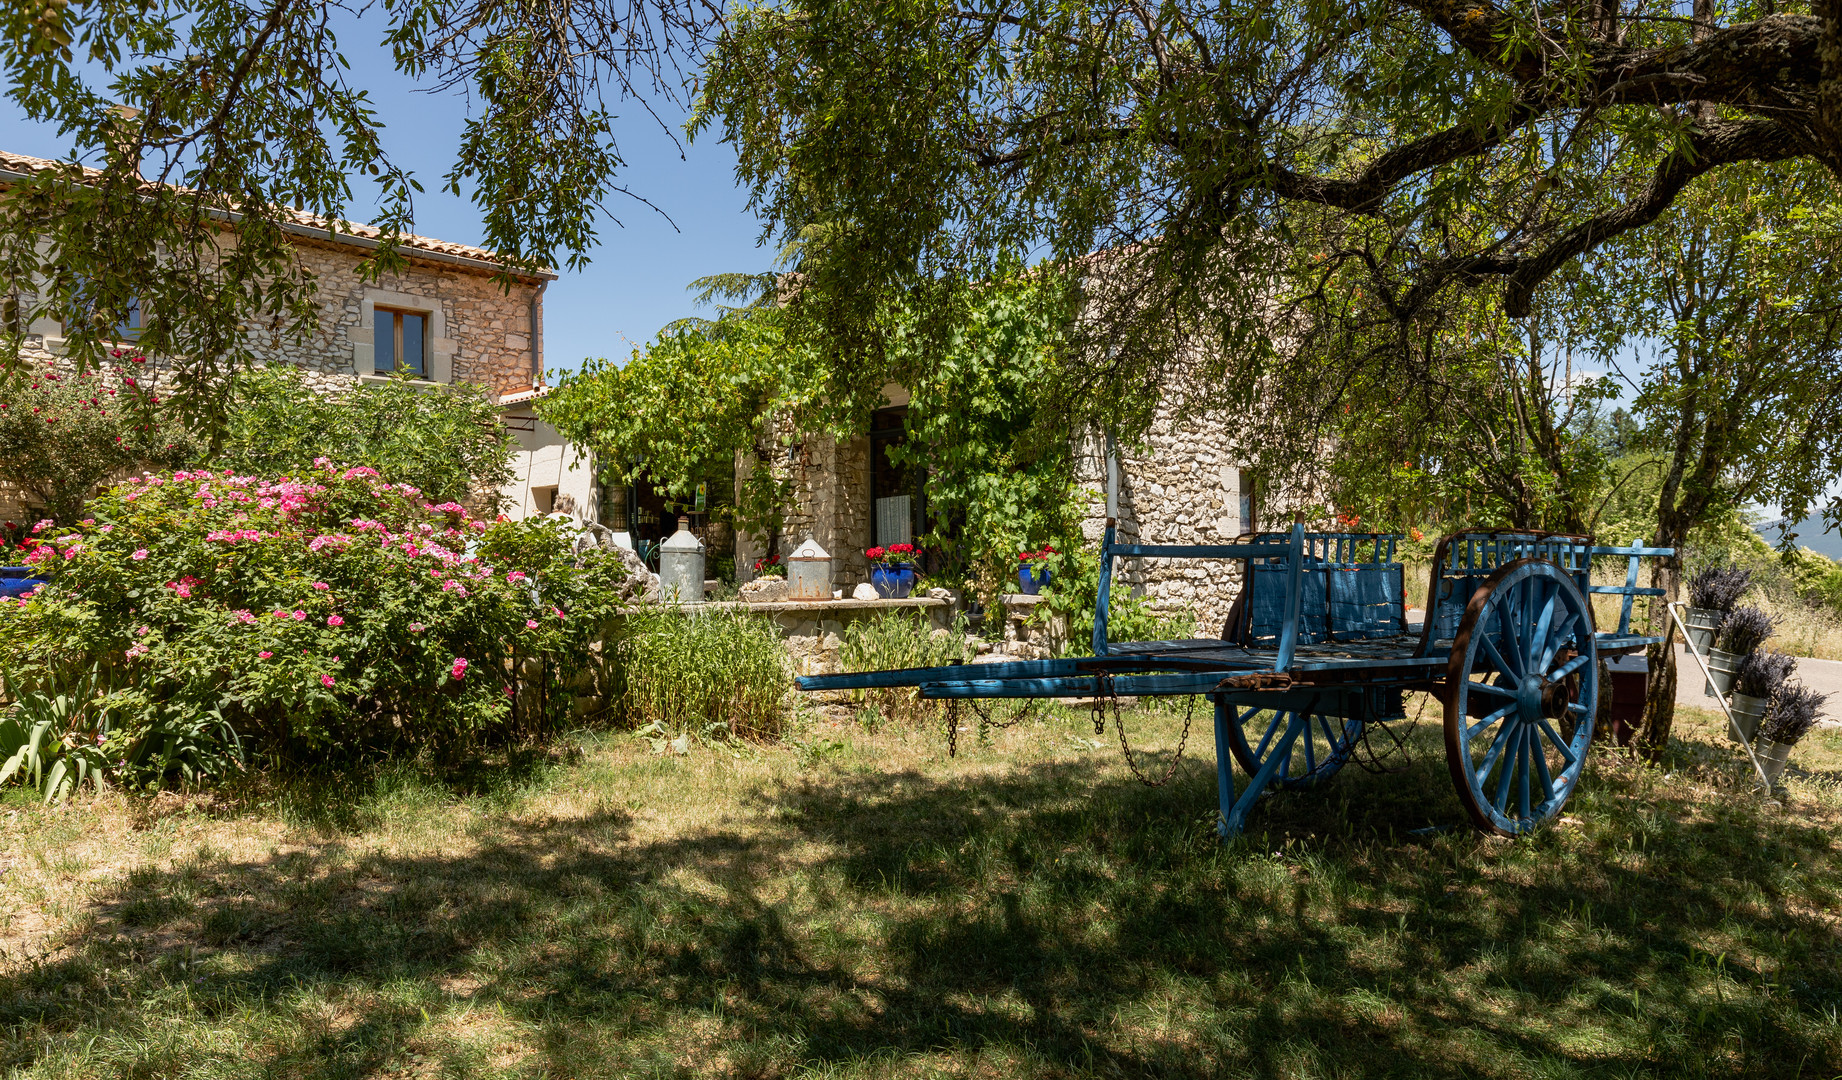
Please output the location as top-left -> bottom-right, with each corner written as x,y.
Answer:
2,735 -> 1840,1079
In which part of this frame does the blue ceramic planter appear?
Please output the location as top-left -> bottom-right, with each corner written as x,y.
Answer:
871,564 -> 914,599
0,567 -> 45,600
1017,564 -> 1052,595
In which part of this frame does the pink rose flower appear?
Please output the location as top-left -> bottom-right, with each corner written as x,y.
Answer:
258,651 -> 272,659
321,674 -> 335,688
311,582 -> 329,591
131,549 -> 149,561
327,615 -> 344,627
291,610 -> 306,620
450,657 -> 468,680
525,619 -> 538,629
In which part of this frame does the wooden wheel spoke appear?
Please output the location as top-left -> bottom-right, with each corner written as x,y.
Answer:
1301,718 -> 1317,773
1531,590 -> 1558,669
1535,715 -> 1578,768
1493,608 -> 1524,677
1530,725 -> 1557,800
1566,701 -> 1589,717
1492,725 -> 1524,813
1549,651 -> 1590,682
1474,717 -> 1515,788
1518,727 -> 1534,819
1466,703 -> 1515,742
1471,680 -> 1516,699
1541,611 -> 1579,671
1478,630 -> 1519,681
1317,713 -> 1340,753
1251,710 -> 1283,760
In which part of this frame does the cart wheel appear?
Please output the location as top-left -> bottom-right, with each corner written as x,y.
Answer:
1228,698 -> 1362,789
1444,558 -> 1598,835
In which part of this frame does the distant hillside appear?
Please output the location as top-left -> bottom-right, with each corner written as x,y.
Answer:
1757,515 -> 1842,561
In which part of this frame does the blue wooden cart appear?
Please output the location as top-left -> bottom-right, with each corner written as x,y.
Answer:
799,497 -> 1671,837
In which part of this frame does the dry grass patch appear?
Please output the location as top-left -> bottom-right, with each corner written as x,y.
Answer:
0,701 -> 1839,1078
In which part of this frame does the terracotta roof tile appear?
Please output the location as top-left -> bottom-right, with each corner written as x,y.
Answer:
0,148 -> 549,277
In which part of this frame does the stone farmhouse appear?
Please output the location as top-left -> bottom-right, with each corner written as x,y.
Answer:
0,148 -> 594,526
734,384 -> 1268,634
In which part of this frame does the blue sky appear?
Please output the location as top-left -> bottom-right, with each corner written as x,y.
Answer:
0,33 -> 772,378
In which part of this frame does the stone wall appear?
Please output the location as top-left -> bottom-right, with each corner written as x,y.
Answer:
736,428 -> 875,589
0,238 -> 548,526
734,393 -> 1277,637
1074,402 -> 1251,637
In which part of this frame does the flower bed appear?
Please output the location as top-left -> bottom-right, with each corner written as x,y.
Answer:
0,462 -> 630,775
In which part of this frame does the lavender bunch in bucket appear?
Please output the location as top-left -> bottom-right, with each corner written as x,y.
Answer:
1729,650 -> 1796,744
1683,566 -> 1752,653
1704,606 -> 1777,699
1756,683 -> 1830,786
1688,566 -> 1752,612
1715,606 -> 1777,656
1734,650 -> 1796,699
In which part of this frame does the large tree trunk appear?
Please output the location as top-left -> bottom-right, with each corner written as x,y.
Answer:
1634,507 -> 1690,761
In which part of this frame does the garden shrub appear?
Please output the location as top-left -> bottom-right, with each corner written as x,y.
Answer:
840,611 -> 967,725
606,609 -> 790,740
0,462 -> 631,782
0,356 -> 203,522
217,368 -> 515,511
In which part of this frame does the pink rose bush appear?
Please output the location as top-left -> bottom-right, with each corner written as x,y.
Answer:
0,462 -> 629,765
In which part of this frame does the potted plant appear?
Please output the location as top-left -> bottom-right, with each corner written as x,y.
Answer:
1730,649 -> 1795,744
1705,606 -> 1776,698
1684,566 -> 1750,653
886,543 -> 919,595
1756,683 -> 1830,786
752,553 -> 785,578
1017,545 -> 1057,595
865,546 -> 912,599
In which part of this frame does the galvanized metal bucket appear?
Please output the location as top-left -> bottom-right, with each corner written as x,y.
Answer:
1730,692 -> 1769,744
1759,738 -> 1794,786
1703,647 -> 1743,698
1682,606 -> 1722,654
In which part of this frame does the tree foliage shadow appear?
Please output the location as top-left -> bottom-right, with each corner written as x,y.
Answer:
1,736 -> 1839,1078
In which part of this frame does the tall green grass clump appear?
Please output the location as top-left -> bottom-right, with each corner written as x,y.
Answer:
609,610 -> 791,739
841,612 -> 967,726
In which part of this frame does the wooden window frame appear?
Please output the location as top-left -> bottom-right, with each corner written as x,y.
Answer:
374,306 -> 429,377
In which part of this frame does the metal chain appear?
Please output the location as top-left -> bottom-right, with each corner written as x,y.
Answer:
1091,673 -> 1112,735
1351,691 -> 1424,774
1114,692 -> 1196,788
946,695 -> 1042,757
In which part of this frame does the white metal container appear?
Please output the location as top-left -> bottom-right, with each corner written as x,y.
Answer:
657,517 -> 705,603
787,537 -> 832,601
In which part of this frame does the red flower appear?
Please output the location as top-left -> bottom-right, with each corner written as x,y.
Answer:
865,546 -> 886,560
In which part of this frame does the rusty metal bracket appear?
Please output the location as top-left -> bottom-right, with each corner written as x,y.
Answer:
1214,671 -> 1295,692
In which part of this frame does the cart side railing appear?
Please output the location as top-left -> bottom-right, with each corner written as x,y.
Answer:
1420,531 -> 1672,645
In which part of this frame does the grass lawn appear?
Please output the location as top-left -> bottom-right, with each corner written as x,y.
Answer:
2,699 -> 1841,1079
